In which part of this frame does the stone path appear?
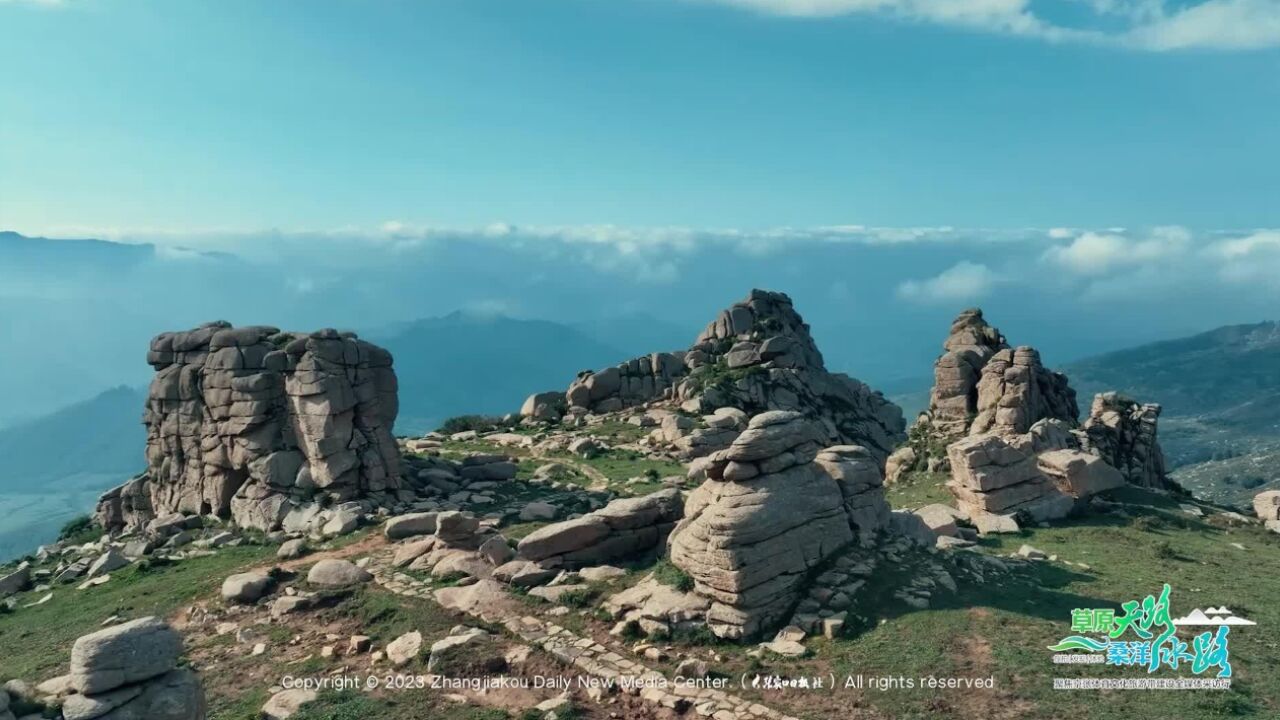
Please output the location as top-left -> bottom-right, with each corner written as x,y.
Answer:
367,553 -> 800,720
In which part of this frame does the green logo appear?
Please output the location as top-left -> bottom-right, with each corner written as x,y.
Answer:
1048,584 -> 1251,678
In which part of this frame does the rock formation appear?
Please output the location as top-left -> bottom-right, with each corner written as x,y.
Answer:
668,411 -> 890,639
1253,490 -> 1280,534
61,617 -> 205,720
911,310 -> 1178,524
1080,392 -> 1169,490
524,290 -> 905,463
96,323 -> 401,533
969,347 -> 1077,436
516,488 -> 683,568
925,308 -> 1008,437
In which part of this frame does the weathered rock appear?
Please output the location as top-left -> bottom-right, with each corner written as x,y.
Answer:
970,347 -> 1077,437
262,688 -> 317,719
392,537 -> 437,568
946,434 -> 1072,522
520,391 -> 566,421
884,446 -> 917,485
87,549 -> 129,579
519,502 -> 557,522
95,324 -> 401,534
925,308 -> 1008,439
221,572 -> 273,604
62,669 -> 204,720
434,579 -> 524,621
1254,490 -> 1280,522
1037,449 -> 1124,498
603,578 -> 711,637
385,631 -> 423,667
552,290 -> 904,462
385,512 -> 438,540
669,414 -> 883,639
276,539 -> 307,560
69,617 -> 184,695
306,559 -> 372,587
1080,392 -> 1175,490
0,564 -> 31,597
913,504 -> 962,538
517,489 -> 682,568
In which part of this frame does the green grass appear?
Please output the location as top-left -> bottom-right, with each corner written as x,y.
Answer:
557,449 -> 685,485
289,691 -> 512,720
0,545 -> 277,681
885,470 -> 954,509
581,420 -> 651,443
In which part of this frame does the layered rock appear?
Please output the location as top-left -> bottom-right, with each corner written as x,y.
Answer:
96,323 -> 401,533
1080,392 -> 1171,490
539,290 -> 905,462
1255,490 -> 1280,533
61,617 -> 205,720
668,411 -> 889,639
516,488 -> 682,568
926,308 -> 1008,437
970,347 -> 1077,437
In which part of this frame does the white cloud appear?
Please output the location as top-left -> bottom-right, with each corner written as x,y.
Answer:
696,0 -> 1280,50
1043,226 -> 1189,274
897,261 -> 997,302
1206,229 -> 1280,285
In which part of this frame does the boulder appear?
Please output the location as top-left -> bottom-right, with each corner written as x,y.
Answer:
520,391 -> 566,421
913,504 -> 961,538
277,539 -> 308,560
516,489 -> 682,568
262,688 -> 318,719
385,631 -> 423,667
0,564 -> 31,597
221,572 -> 273,604
1081,393 -> 1175,490
62,668 -> 204,720
1254,491 -> 1280,522
87,550 -> 129,579
306,559 -> 372,587
385,512 -> 438,540
923,308 -> 1008,438
69,617 -> 184,695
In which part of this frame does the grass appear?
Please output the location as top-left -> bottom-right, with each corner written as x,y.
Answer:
557,449 -> 685,485
0,545 -> 277,682
885,470 -> 954,509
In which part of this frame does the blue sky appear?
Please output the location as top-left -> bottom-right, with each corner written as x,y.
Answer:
1,0 -> 1278,233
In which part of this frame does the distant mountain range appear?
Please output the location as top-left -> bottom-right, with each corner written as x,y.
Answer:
1062,322 -> 1280,508
372,311 -> 628,434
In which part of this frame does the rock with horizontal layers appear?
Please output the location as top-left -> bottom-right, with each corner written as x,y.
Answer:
603,578 -> 712,637
306,559 -> 372,587
946,434 -> 1073,522
1037,449 -> 1125,498
970,347 -> 1077,438
61,668 -> 205,720
924,309 -> 1008,439
669,413 -> 885,639
70,617 -> 184,695
384,512 -> 438,540
516,489 -> 682,568
94,324 -> 401,534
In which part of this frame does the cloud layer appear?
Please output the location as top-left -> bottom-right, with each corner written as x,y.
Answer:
699,0 -> 1280,50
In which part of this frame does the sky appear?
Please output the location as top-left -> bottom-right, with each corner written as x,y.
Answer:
2,0 -> 1280,425
1,0 -> 1278,232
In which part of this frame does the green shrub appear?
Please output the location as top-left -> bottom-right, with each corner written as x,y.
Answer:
58,514 -> 99,543
438,414 -> 517,435
652,559 -> 695,592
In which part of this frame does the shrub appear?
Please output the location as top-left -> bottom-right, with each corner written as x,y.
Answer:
437,415 -> 516,435
652,560 -> 695,592
58,514 -> 99,543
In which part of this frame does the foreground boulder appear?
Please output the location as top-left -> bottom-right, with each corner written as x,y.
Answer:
95,324 -> 401,534
60,617 -> 205,720
668,411 -> 889,639
516,488 -> 683,568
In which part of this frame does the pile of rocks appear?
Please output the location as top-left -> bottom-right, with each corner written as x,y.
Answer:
522,290 -> 905,463
54,617 -> 204,720
515,488 -> 683,569
668,411 -> 891,639
96,323 -> 401,534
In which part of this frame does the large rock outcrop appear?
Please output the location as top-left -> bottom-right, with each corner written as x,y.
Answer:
969,347 -> 1077,437
925,309 -> 1008,437
528,290 -> 905,463
668,411 -> 889,639
96,323 -> 401,533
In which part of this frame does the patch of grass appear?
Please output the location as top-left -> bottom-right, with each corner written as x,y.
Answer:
0,545 -> 277,681
650,559 -> 695,592
885,471 -> 953,509
563,450 -> 685,486
582,420 -> 650,443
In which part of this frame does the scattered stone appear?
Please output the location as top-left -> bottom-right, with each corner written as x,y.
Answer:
1017,545 -> 1047,560
306,559 -> 372,587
